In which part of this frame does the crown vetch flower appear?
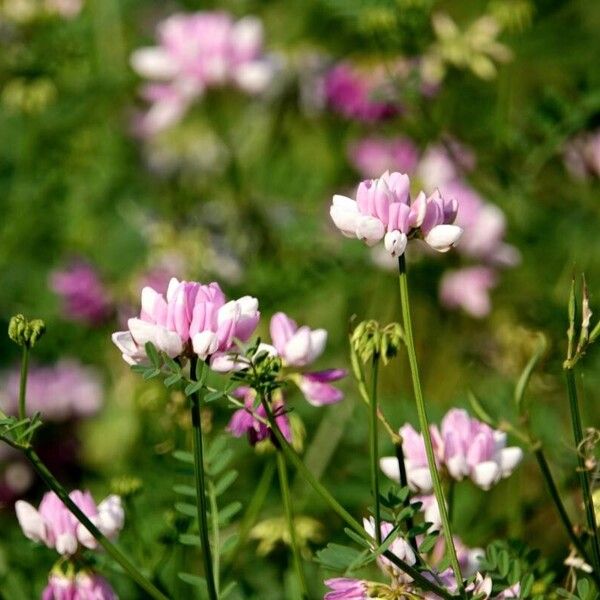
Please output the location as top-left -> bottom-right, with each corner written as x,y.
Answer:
16,490 -> 124,556
330,171 -> 462,257
43,571 -> 117,600
324,577 -> 368,599
297,369 -> 346,406
270,312 -> 327,367
440,267 -> 498,318
112,277 -> 259,370
348,136 -> 419,179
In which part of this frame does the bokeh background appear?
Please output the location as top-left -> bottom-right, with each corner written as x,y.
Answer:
1,0 -> 600,597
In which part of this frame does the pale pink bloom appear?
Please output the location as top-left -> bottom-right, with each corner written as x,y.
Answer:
440,266 -> 498,318
16,490 -> 124,556
324,578 -> 367,599
270,312 -> 327,367
324,63 -> 399,122
431,533 -> 483,577
227,387 -> 291,446
112,277 -> 259,370
50,261 -> 112,326
348,136 -> 419,179
131,11 -> 273,134
330,171 -> 462,257
363,517 -> 416,581
564,129 -> 600,180
0,360 -> 103,421
43,571 -> 117,600
298,369 -> 346,406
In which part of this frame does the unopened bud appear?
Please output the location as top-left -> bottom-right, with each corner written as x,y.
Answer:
110,475 -> 143,498
8,314 -> 46,348
351,320 -> 404,364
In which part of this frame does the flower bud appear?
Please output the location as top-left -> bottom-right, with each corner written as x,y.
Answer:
351,320 -> 404,364
8,314 -> 46,348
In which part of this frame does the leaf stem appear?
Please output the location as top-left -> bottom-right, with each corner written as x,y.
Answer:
18,345 -> 29,420
397,254 -> 464,594
23,447 -> 168,600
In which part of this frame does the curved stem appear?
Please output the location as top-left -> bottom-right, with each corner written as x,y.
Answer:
397,254 -> 464,594
276,451 -> 308,598
369,354 -> 382,545
258,397 -> 456,600
190,388 -> 218,600
565,368 -> 600,577
18,346 -> 29,420
23,447 -> 168,600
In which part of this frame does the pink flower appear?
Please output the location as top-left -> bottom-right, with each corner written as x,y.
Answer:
43,572 -> 117,600
0,360 -> 103,421
227,387 -> 291,446
112,277 -> 259,370
44,0 -> 82,19
50,261 -> 112,326
324,63 -> 399,122
348,136 -> 419,179
270,312 -> 327,367
131,11 -> 273,134
564,129 -> 600,180
16,490 -> 124,556
330,171 -> 462,257
324,577 -> 368,599
297,369 -> 346,406
440,267 -> 498,318
431,534 -> 483,577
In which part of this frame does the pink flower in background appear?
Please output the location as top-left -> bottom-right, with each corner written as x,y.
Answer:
297,369 -> 346,406
16,490 -> 124,556
44,0 -> 82,19
131,11 -> 274,134
50,261 -> 112,326
227,387 -> 291,446
324,577 -> 368,599
330,171 -> 462,257
0,360 -> 103,421
440,267 -> 498,318
270,312 -> 327,367
112,277 -> 259,370
324,63 -> 399,122
431,534 -> 483,577
348,136 -> 420,179
43,571 -> 117,600
563,128 -> 600,180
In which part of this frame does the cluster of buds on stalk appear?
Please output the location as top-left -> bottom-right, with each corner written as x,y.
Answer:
8,314 -> 46,348
350,319 -> 404,365
565,275 -> 600,369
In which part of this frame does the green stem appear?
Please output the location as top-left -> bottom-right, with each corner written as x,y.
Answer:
208,481 -> 220,596
397,254 -> 464,594
394,441 -> 418,554
18,346 -> 29,420
23,448 -> 168,600
190,388 -> 218,600
565,368 -> 600,577
447,481 -> 455,525
533,446 -> 597,581
276,451 -> 308,599
369,353 -> 382,545
258,397 -> 456,600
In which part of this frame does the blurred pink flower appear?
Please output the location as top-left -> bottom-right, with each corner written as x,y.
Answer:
324,63 -> 399,122
298,369 -> 346,406
0,360 -> 103,421
348,136 -> 420,179
112,277 -> 259,370
131,11 -> 274,134
440,266 -> 498,318
16,490 -> 124,556
50,261 -> 112,326
44,0 -> 82,19
324,577 -> 368,599
270,312 -> 327,367
563,129 -> 600,180
43,571 -> 117,600
227,386 -> 291,446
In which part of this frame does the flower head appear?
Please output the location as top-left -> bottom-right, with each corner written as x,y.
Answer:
440,267 -> 498,318
270,312 -> 327,367
324,577 -> 368,599
43,571 -> 117,600
16,490 -> 124,556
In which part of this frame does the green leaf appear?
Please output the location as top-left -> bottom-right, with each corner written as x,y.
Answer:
468,390 -> 496,427
178,534 -> 202,547
178,573 -> 207,590
173,484 -> 196,497
163,354 -> 181,373
185,381 -> 204,396
164,373 -> 182,388
514,334 -> 546,414
205,390 -> 225,403
315,543 -> 364,571
221,581 -> 237,599
220,534 -> 240,556
218,501 -> 242,526
214,470 -> 238,496
418,533 -> 438,554
175,503 -> 197,518
173,451 -> 194,464
145,342 -> 161,368
143,368 -> 161,380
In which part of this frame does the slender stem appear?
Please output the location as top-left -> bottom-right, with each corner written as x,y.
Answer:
208,481 -> 220,596
369,353 -> 382,545
565,368 -> 600,576
533,447 -> 597,579
23,448 -> 168,600
397,254 -> 464,593
394,441 -> 418,553
18,346 -> 29,420
447,481 -> 455,525
190,388 -> 218,600
258,397 -> 456,600
276,451 -> 308,599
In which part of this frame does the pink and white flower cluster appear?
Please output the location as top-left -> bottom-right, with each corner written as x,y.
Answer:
330,170 -> 463,257
112,277 -> 259,371
42,571 -> 116,600
380,408 -> 523,492
16,490 -> 124,556
131,11 -> 274,134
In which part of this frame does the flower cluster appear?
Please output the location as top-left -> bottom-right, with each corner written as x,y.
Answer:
330,170 -> 463,257
380,408 -> 523,493
112,277 -> 259,370
0,360 -> 103,422
42,571 -> 116,600
16,490 -> 124,555
348,136 -> 419,180
50,261 -> 112,326
131,11 -> 274,134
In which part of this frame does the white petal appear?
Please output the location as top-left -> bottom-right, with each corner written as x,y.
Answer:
192,331 -> 219,360
130,48 -> 179,79
166,277 -> 181,302
380,456 -> 400,482
111,331 -> 138,356
234,61 -> 273,94
445,454 -> 468,480
284,328 -> 312,366
408,467 -> 434,494
127,318 -> 160,347
384,231 -> 408,257
355,216 -> 385,246
15,501 -> 47,544
424,224 -> 463,252
154,327 -> 183,358
55,533 -> 78,556
307,329 -> 327,363
97,495 -> 125,538
236,296 -> 259,316
498,446 -> 523,477
330,196 -> 359,237
471,461 -> 500,490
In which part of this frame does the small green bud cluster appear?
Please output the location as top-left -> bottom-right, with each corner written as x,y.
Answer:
351,320 -> 404,364
8,314 -> 46,348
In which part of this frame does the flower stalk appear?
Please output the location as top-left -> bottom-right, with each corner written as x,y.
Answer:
18,344 -> 29,420
397,254 -> 465,594
368,353 -> 382,545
